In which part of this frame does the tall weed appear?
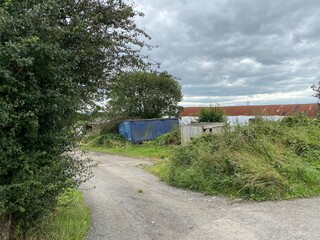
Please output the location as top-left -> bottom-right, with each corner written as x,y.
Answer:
156,115 -> 320,201
153,128 -> 181,145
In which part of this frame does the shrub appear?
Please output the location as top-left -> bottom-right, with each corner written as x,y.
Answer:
197,106 -> 225,123
153,128 -> 181,145
281,113 -> 319,127
92,133 -> 126,148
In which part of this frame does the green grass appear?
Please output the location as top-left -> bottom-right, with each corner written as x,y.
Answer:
80,133 -> 175,160
21,189 -> 90,240
150,115 -> 320,201
146,160 -> 171,183
81,143 -> 173,160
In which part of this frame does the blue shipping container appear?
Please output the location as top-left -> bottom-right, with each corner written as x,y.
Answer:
119,118 -> 179,142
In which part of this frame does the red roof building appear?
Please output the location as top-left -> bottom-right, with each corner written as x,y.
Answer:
181,103 -> 319,118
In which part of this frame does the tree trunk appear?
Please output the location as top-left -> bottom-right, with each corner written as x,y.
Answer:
0,214 -> 12,240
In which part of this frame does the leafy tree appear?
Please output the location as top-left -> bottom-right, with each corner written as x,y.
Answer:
312,81 -> 320,100
0,0 -> 149,236
311,82 -> 320,119
108,71 -> 183,119
197,105 -> 226,123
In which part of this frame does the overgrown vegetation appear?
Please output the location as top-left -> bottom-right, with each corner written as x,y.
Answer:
197,105 -> 226,122
81,129 -> 181,160
14,189 -> 90,240
152,128 -> 181,145
151,115 -> 320,201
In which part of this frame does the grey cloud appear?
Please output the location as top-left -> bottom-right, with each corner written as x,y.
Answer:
134,0 -> 320,105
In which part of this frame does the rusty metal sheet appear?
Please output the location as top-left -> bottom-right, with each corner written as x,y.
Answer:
181,104 -> 319,117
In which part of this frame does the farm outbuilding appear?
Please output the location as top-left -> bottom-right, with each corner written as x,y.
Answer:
181,103 -> 319,118
181,122 -> 225,144
180,103 -> 319,125
119,118 -> 179,143
86,117 -> 107,135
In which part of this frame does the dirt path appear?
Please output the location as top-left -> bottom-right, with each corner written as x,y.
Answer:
82,152 -> 320,240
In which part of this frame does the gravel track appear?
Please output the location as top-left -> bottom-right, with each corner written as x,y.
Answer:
82,151 -> 320,240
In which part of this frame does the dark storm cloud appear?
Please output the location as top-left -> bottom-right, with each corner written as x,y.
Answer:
134,0 -> 320,105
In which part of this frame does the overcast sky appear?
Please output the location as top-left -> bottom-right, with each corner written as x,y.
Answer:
133,0 -> 320,106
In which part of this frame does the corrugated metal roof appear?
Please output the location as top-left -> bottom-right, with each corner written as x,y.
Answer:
181,103 -> 319,118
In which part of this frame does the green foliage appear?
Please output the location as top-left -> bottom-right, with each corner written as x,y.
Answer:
311,81 -> 320,100
100,114 -> 128,134
14,189 -> 90,240
108,71 -> 183,119
153,128 -> 181,145
0,0 -> 150,234
92,133 -> 126,148
152,115 -> 320,201
281,113 -> 320,126
197,106 -> 225,122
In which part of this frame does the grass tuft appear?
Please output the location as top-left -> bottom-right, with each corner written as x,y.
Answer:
15,189 -> 90,240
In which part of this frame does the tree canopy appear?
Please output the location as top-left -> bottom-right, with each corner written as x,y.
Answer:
0,0 -> 150,235
312,81 -> 320,100
107,71 -> 183,119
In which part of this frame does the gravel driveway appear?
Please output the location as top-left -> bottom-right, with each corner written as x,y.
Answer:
82,151 -> 320,240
